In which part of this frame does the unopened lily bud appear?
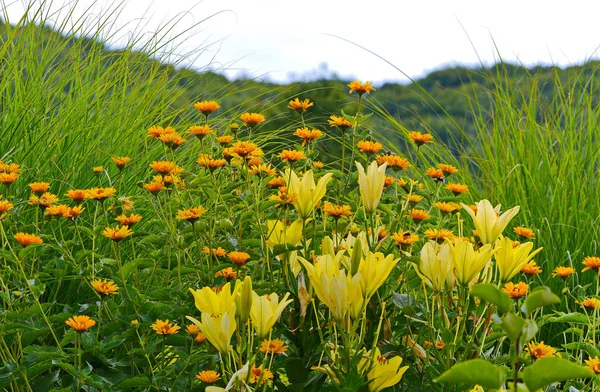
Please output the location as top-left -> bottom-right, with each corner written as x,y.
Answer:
236,276 -> 253,323
350,238 -> 363,276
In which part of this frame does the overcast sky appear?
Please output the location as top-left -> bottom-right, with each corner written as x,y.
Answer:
5,0 -> 600,84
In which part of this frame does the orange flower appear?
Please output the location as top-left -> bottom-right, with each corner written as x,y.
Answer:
45,204 -> 70,218
29,192 -> 59,209
437,164 -> 458,176
313,161 -> 324,169
514,227 -> 535,239
204,247 -> 229,257
323,202 -> 352,218
288,98 -> 314,112
249,164 -> 277,177
249,365 -> 274,386
409,209 -> 429,223
521,261 -> 542,276
229,251 -> 251,265
196,370 -> 220,384
348,80 -> 376,95
384,176 -> 395,188
144,181 -> 165,194
0,172 -> 19,185
232,141 -> 261,158
294,128 -> 323,145
279,149 -> 305,162
586,357 -> 600,376
14,233 -> 43,247
188,125 -> 214,139
269,187 -> 296,206
526,341 -> 557,359
357,140 -> 383,154
552,266 -> 575,279
0,199 -> 14,217
424,229 -> 454,243
215,267 -> 238,279
102,225 -> 133,242
376,154 -> 410,171
65,315 -> 96,332
176,207 -> 206,223
502,282 -> 529,299
217,135 -> 234,146
260,339 -> 288,354
186,324 -> 200,336
267,177 -> 285,188
197,154 -> 227,171
150,161 -> 176,174
29,182 -> 50,195
151,319 -> 180,335
426,167 -> 445,181
445,183 -> 468,195
408,131 -> 433,146
147,126 -> 177,138
405,194 -> 423,205
66,189 -> 88,203
241,112 -> 265,127
0,161 -> 20,174
582,256 -> 600,273
435,202 -> 461,214
158,132 -> 187,148
86,187 -> 116,201
115,213 -> 142,226
91,279 -> 119,296
328,115 -> 353,129
193,100 -> 220,115
111,156 -> 130,170
582,298 -> 600,310
64,205 -> 85,219
391,231 -> 419,247
194,332 -> 206,344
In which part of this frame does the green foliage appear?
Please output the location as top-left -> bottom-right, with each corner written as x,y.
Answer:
436,359 -> 506,389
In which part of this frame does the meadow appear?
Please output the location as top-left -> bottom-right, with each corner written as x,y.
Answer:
3,4 -> 600,392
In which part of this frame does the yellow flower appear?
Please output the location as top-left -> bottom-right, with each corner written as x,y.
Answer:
188,125 -> 214,139
102,225 -> 133,242
438,163 -> 459,176
460,199 -> 520,245
115,213 -> 142,226
284,169 -> 333,219
176,207 -> 206,223
250,292 -> 293,338
111,156 -> 130,170
189,282 -> 239,316
425,167 -> 445,181
29,182 -> 50,195
65,315 -> 96,332
217,135 -> 234,146
357,252 -> 399,300
408,131 -> 433,146
445,183 -> 468,195
424,229 -> 455,243
150,161 -> 175,174
376,154 -> 410,171
151,319 -> 180,335
581,298 -> 600,310
502,282 -> 528,299
495,237 -> 543,282
229,251 -> 251,265
348,80 -> 376,95
66,189 -> 88,203
279,149 -> 306,162
391,232 -> 419,248
196,370 -> 220,384
86,187 -> 116,201
45,204 -> 70,218
188,303 -> 237,354
186,324 -> 200,336
0,199 -> 14,217
323,202 -> 352,219
249,365 -> 274,386
193,100 -> 220,115
266,219 -> 303,250
586,356 -> 600,376
90,279 -> 119,296
328,115 -> 353,129
288,98 -> 314,112
294,128 -> 322,145
414,241 -> 452,292
0,172 -> 19,185
447,239 -> 494,286
158,132 -> 187,148
521,261 -> 542,276
14,233 -> 43,247
249,164 -> 276,177
582,256 -> 600,273
526,341 -> 558,359
240,112 -> 265,127
553,266 -> 575,279
357,140 -> 383,154
409,209 -> 429,223
356,161 -> 387,214
514,226 -> 535,239
435,202 -> 462,214
405,194 -> 423,204
361,349 -> 409,392
260,339 -> 288,354
232,141 -> 261,158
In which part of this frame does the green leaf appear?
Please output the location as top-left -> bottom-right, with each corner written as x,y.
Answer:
523,287 -> 560,317
436,359 -> 505,389
523,357 -> 596,391
116,376 -> 151,388
495,312 -> 526,342
521,319 -> 539,344
548,312 -> 589,324
562,342 -> 600,358
470,284 -> 512,313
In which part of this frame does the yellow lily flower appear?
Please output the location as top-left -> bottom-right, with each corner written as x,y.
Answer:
495,237 -> 543,282
187,303 -> 237,354
414,241 -> 452,292
447,239 -> 495,286
358,252 -> 399,299
359,349 -> 409,392
284,169 -> 333,219
460,199 -> 520,244
356,161 -> 387,213
189,282 -> 238,316
250,292 -> 293,338
266,219 -> 303,250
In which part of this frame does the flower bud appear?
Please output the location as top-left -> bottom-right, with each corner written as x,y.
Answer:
236,276 -> 253,323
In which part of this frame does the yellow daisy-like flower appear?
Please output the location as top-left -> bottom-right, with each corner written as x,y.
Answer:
581,298 -> 600,310
64,205 -> 85,219
229,251 -> 251,265
188,125 -> 214,139
215,267 -> 238,280
86,187 -> 116,201
144,181 -> 165,194
65,315 -> 96,332
514,227 -> 535,239
391,231 -> 419,248
582,256 -> 600,273
197,154 -> 227,171
249,365 -> 274,386
409,209 -> 429,223
111,156 -> 130,170
426,168 -> 445,181
194,332 -> 206,344
102,225 -> 133,242
14,232 -> 43,247
0,172 -> 19,185
45,204 -> 70,218
357,140 -> 383,154
437,163 -> 458,176
193,100 -> 220,116
0,199 -> 14,217
376,154 -> 410,171
91,279 -> 119,296
384,176 -> 395,188
186,324 -> 200,336
279,149 -> 305,162
151,319 -> 180,335
408,131 -> 433,146
435,202 -> 462,214
196,370 -> 220,384
502,282 -> 528,299
176,207 -> 206,223
328,115 -> 353,129
405,194 -> 423,205
521,261 -> 542,276
288,98 -> 314,112
147,126 -> 177,138
267,176 -> 285,188
586,356 -> 600,376
526,341 -> 557,359
445,183 -> 468,195
66,189 -> 88,203
294,128 -> 323,145
424,229 -> 454,243
217,135 -> 234,146
313,161 -> 324,169
249,164 -> 277,177
158,132 -> 186,148
150,161 -> 176,174
240,112 -> 265,127
29,182 -> 50,195
348,80 -> 376,95
260,339 -> 288,355
552,266 -> 575,279
0,161 -> 20,174
204,246 -> 229,258
29,192 -> 59,208
115,213 -> 142,227
322,201 -> 352,218
232,141 -> 261,159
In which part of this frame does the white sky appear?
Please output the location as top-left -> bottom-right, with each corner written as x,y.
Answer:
5,0 -> 600,84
